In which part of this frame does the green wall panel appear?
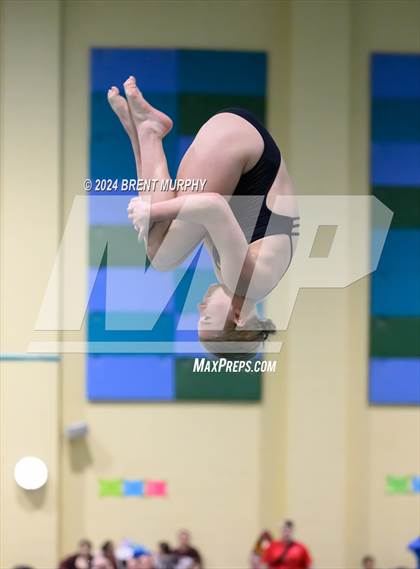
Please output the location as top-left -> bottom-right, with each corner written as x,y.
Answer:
371,317 -> 420,358
175,358 -> 262,401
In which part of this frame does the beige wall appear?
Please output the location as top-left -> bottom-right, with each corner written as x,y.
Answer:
284,2 -> 353,565
0,0 -> 61,567
1,1 -> 419,568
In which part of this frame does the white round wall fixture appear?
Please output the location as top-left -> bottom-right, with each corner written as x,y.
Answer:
14,456 -> 48,490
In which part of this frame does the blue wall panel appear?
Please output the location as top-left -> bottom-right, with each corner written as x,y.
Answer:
369,358 -> 420,405
87,355 -> 174,400
87,48 -> 266,401
370,54 -> 420,405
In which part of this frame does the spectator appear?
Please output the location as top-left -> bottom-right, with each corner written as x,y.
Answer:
59,539 -> 94,569
361,556 -> 375,569
262,520 -> 312,569
137,556 -> 155,569
251,531 -> 273,569
173,531 -> 202,568
94,541 -> 118,569
127,555 -> 155,569
175,560 -> 196,569
155,543 -> 176,569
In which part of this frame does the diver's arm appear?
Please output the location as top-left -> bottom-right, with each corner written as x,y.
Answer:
137,193 -> 253,290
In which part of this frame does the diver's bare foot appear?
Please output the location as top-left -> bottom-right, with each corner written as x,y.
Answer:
107,86 -> 137,139
123,75 -> 173,137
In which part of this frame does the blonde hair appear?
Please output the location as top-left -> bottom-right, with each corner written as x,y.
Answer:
200,315 -> 276,360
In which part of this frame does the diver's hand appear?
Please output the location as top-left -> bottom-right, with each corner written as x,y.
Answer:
127,197 -> 151,240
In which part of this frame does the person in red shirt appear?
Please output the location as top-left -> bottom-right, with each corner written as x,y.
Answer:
261,520 -> 312,569
251,530 -> 274,569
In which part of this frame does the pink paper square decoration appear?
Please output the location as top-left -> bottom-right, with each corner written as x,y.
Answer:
145,480 -> 167,497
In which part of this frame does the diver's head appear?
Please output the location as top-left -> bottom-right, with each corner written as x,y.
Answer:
198,283 -> 276,359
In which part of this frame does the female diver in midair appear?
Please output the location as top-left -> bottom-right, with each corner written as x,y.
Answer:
108,76 -> 299,358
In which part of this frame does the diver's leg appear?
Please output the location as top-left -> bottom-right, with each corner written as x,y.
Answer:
123,76 -> 173,200
107,86 -> 142,176
123,75 -> 181,251
125,79 -> 263,270
131,113 -> 260,270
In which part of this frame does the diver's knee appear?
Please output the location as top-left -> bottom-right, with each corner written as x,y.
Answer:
147,252 -> 171,272
147,250 -> 176,272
